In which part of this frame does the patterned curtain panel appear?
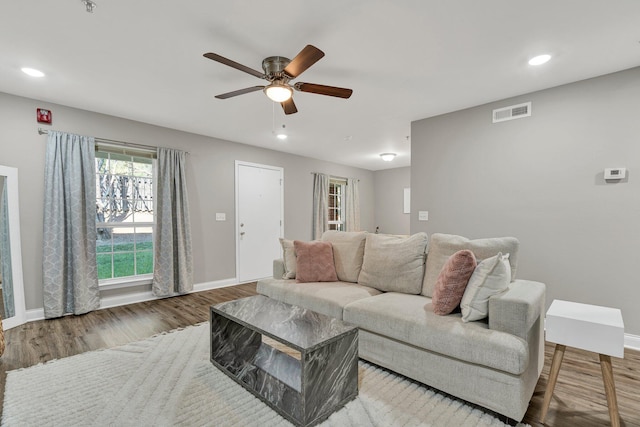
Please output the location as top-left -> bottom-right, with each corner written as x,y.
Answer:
312,173 -> 329,240
345,178 -> 361,232
0,179 -> 15,318
43,131 -> 100,319
152,148 -> 193,297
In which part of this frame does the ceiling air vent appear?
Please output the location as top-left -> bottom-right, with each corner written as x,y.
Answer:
492,102 -> 531,123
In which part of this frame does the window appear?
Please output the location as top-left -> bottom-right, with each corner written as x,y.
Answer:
328,179 -> 346,231
95,150 -> 154,282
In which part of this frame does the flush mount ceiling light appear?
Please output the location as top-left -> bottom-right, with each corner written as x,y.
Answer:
528,54 -> 551,66
380,153 -> 396,162
21,67 -> 45,77
264,81 -> 293,103
81,0 -> 97,13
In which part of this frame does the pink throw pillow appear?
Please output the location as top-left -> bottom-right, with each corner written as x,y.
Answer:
431,250 -> 477,315
294,240 -> 339,283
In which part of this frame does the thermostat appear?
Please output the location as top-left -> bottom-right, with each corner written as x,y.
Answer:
604,168 -> 626,180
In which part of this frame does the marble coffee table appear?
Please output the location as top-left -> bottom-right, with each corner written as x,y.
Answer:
210,295 -> 358,427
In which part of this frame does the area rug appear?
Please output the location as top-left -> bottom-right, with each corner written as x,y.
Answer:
2,323 -> 529,426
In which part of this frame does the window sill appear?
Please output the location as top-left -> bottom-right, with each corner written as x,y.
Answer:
99,274 -> 153,291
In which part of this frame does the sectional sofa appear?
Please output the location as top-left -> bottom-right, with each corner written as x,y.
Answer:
257,231 -> 546,421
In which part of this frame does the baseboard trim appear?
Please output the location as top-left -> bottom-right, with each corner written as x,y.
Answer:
24,277 -> 239,323
625,333 -> 640,351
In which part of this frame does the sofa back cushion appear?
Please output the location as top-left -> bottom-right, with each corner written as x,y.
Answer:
422,233 -> 519,297
321,230 -> 367,283
358,232 -> 428,294
294,240 -> 338,283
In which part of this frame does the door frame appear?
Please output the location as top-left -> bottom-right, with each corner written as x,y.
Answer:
234,160 -> 284,283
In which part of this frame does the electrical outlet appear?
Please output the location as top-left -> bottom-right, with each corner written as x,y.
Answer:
418,211 -> 428,221
215,213 -> 226,221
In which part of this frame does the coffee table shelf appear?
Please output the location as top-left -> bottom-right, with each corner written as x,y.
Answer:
210,295 -> 358,427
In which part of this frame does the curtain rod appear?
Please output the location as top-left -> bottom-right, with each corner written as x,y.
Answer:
310,172 -> 359,182
37,128 -> 189,154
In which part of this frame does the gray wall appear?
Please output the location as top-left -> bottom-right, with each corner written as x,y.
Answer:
411,66 -> 640,335
373,167 -> 410,235
0,92 -> 374,311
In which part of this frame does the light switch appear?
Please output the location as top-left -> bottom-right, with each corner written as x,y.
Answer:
215,213 -> 226,221
418,211 -> 429,221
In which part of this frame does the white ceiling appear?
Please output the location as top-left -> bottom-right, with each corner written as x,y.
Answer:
2,1 -> 639,171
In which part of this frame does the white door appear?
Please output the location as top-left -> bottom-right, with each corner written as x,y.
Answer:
236,161 -> 283,283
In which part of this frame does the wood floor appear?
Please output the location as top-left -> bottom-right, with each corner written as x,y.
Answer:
0,282 -> 638,426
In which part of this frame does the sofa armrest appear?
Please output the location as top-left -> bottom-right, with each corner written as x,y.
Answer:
488,279 -> 545,340
273,258 -> 285,280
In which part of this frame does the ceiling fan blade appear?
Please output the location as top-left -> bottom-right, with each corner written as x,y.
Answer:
203,52 -> 264,79
283,45 -> 325,78
281,98 -> 298,115
215,86 -> 265,99
294,82 -> 353,99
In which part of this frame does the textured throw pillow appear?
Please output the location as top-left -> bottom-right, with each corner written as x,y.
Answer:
430,250 -> 477,315
422,233 -> 519,297
279,238 -> 297,279
294,240 -> 338,283
321,230 -> 367,283
461,252 -> 511,322
357,232 -> 428,294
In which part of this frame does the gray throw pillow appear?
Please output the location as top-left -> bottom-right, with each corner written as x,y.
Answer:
357,232 -> 428,294
422,233 -> 518,297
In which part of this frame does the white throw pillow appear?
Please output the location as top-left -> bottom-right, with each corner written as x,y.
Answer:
460,252 -> 511,322
279,238 -> 296,279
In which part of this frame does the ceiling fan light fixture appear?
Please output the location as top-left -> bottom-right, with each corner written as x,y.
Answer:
380,153 -> 396,162
264,83 -> 293,103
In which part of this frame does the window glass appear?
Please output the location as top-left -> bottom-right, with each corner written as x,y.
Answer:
96,151 -> 154,281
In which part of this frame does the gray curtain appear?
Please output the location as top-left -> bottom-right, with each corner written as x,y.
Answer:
43,131 -> 100,318
312,173 -> 329,240
345,178 -> 360,231
0,179 -> 15,318
153,147 -> 193,297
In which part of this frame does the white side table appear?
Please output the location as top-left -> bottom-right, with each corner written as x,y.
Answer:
540,299 -> 625,426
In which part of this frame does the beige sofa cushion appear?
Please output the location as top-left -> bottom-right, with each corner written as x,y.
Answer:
422,234 -> 519,297
358,232 -> 428,294
343,292 -> 529,375
256,278 -> 382,320
321,230 -> 367,283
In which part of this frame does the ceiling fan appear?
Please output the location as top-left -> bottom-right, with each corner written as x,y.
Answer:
203,45 -> 353,115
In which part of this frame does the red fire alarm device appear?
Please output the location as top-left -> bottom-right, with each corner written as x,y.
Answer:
37,108 -> 52,124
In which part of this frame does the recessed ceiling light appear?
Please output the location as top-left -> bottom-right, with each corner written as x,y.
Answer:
528,54 -> 551,66
21,67 -> 45,77
380,153 -> 396,162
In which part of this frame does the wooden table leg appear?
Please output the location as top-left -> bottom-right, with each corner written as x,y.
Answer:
540,344 -> 566,423
599,354 -> 620,427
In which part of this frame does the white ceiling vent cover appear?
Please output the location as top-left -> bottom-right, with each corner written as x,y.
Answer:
492,102 -> 531,123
